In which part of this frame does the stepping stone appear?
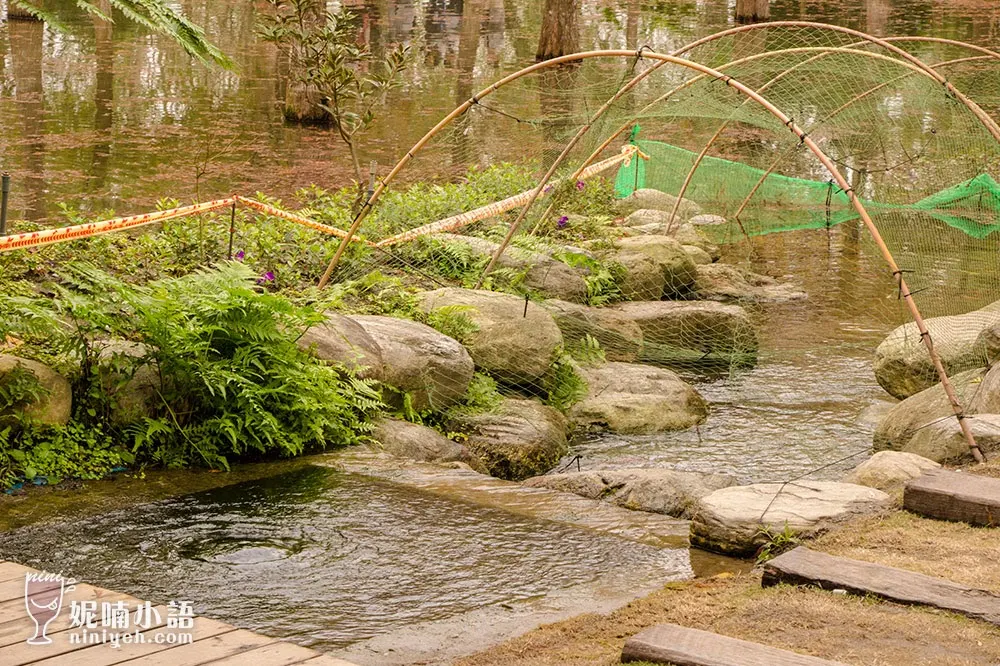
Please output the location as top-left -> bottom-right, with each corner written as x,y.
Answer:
904,468 -> 1000,526
621,623 -> 846,665
762,547 -> 1000,625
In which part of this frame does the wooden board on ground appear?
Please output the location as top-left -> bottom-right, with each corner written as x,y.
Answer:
762,547 -> 1000,625
904,468 -> 1000,526
621,622 -> 847,665
0,560 -> 360,666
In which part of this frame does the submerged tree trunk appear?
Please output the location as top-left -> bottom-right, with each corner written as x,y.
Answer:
6,2 -> 41,21
735,0 -> 769,23
536,0 -> 579,61
9,11 -> 46,221
91,0 -> 114,190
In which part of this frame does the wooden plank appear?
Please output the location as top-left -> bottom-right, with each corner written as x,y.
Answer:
904,468 -> 1000,526
0,562 -> 33,583
121,629 -> 274,665
203,640 -> 322,665
762,547 -> 1000,625
0,583 -> 138,647
621,623 -> 846,665
25,618 -> 237,666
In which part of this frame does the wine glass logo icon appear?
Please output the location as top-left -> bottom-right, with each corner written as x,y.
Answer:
24,572 -> 66,645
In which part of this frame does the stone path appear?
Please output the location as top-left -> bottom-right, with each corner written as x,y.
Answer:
0,561 -> 356,666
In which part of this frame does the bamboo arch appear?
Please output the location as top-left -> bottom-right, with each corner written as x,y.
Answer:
316,37 -> 999,462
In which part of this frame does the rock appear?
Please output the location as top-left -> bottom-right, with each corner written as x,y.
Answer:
427,234 -> 589,302
842,451 -> 940,492
872,367 -> 1000,454
689,214 -> 727,226
623,208 -> 673,227
690,481 -> 892,556
97,341 -> 161,425
692,264 -> 807,303
449,399 -> 568,480
522,468 -> 737,518
682,245 -> 713,265
874,300 -> 1000,399
977,322 -> 1000,365
612,300 -> 758,367
418,288 -> 563,385
543,299 -> 643,362
298,312 -> 384,378
370,418 -> 476,466
0,355 -> 71,427
903,414 -> 1000,463
568,362 -> 708,433
613,246 -> 668,301
673,223 -> 721,261
613,235 -> 697,298
351,315 -> 474,412
617,189 -> 702,220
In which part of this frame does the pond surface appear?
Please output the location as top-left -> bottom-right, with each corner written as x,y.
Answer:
0,465 -> 690,653
0,0 -> 996,222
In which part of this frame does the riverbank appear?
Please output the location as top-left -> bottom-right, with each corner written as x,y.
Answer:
455,460 -> 1000,666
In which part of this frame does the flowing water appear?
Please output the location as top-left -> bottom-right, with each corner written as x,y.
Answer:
0,465 -> 692,657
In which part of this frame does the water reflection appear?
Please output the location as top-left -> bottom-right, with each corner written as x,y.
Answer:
0,0 -> 995,222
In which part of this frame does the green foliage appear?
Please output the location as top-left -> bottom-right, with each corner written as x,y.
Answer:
543,352 -> 587,412
0,365 -> 48,417
1,263 -> 384,482
568,334 -> 606,367
553,248 -> 626,306
0,422 -> 130,489
425,305 -> 479,345
12,0 -> 232,68
754,523 -> 802,564
448,372 -> 504,417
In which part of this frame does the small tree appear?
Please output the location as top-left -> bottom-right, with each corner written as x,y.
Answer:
258,1 -> 409,201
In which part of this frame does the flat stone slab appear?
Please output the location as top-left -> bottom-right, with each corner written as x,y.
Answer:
762,547 -> 1000,625
904,468 -> 1000,526
621,623 -> 847,665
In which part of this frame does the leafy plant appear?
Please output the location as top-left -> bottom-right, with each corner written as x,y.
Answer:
257,1 -> 409,201
754,523 -> 801,564
569,334 -> 606,367
0,422 -> 130,489
543,352 -> 588,412
425,305 -> 479,345
0,365 -> 48,418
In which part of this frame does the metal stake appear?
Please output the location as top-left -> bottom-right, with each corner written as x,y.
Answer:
227,201 -> 236,260
1,173 -> 10,236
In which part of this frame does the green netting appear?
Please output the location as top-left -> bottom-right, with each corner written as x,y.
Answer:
615,131 -> 1000,239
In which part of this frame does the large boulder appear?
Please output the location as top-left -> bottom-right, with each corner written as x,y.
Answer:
904,413 -> 1000,463
97,340 -> 161,425
673,223 -> 721,261
523,468 -> 736,518
543,299 -> 643,362
872,367 -> 1000,454
568,362 -> 708,433
692,264 -> 806,303
617,189 -> 702,220
623,208 -> 672,227
689,214 -> 727,226
351,315 -> 474,412
370,418 -> 476,466
842,451 -> 940,492
682,245 -> 713,266
418,288 -> 563,385
613,235 -> 698,298
449,399 -> 568,480
0,355 -> 71,427
298,312 -> 384,378
690,481 -> 892,556
873,300 -> 1000,399
425,234 -> 589,302
612,300 -> 758,368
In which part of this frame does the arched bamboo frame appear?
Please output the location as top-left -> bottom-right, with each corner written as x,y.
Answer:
316,35 -> 1000,462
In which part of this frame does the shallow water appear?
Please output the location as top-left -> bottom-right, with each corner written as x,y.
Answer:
0,465 -> 689,651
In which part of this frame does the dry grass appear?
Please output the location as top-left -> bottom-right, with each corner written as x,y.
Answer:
454,572 -> 1000,666
967,460 -> 1000,479
812,511 -> 1000,592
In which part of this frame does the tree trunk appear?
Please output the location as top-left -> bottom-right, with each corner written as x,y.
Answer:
735,0 -> 769,23
9,13 -> 46,221
6,2 -> 41,21
91,0 -> 114,190
536,0 -> 579,61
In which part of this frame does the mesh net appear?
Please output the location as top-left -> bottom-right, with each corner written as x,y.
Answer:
7,24 -> 1000,484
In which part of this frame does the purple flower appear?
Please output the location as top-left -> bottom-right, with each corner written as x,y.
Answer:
557,215 -> 569,228
257,271 -> 275,284
575,181 -> 585,191
544,185 -> 554,194
235,250 -> 245,261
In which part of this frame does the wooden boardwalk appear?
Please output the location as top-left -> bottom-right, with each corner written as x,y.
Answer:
0,561 -> 357,666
